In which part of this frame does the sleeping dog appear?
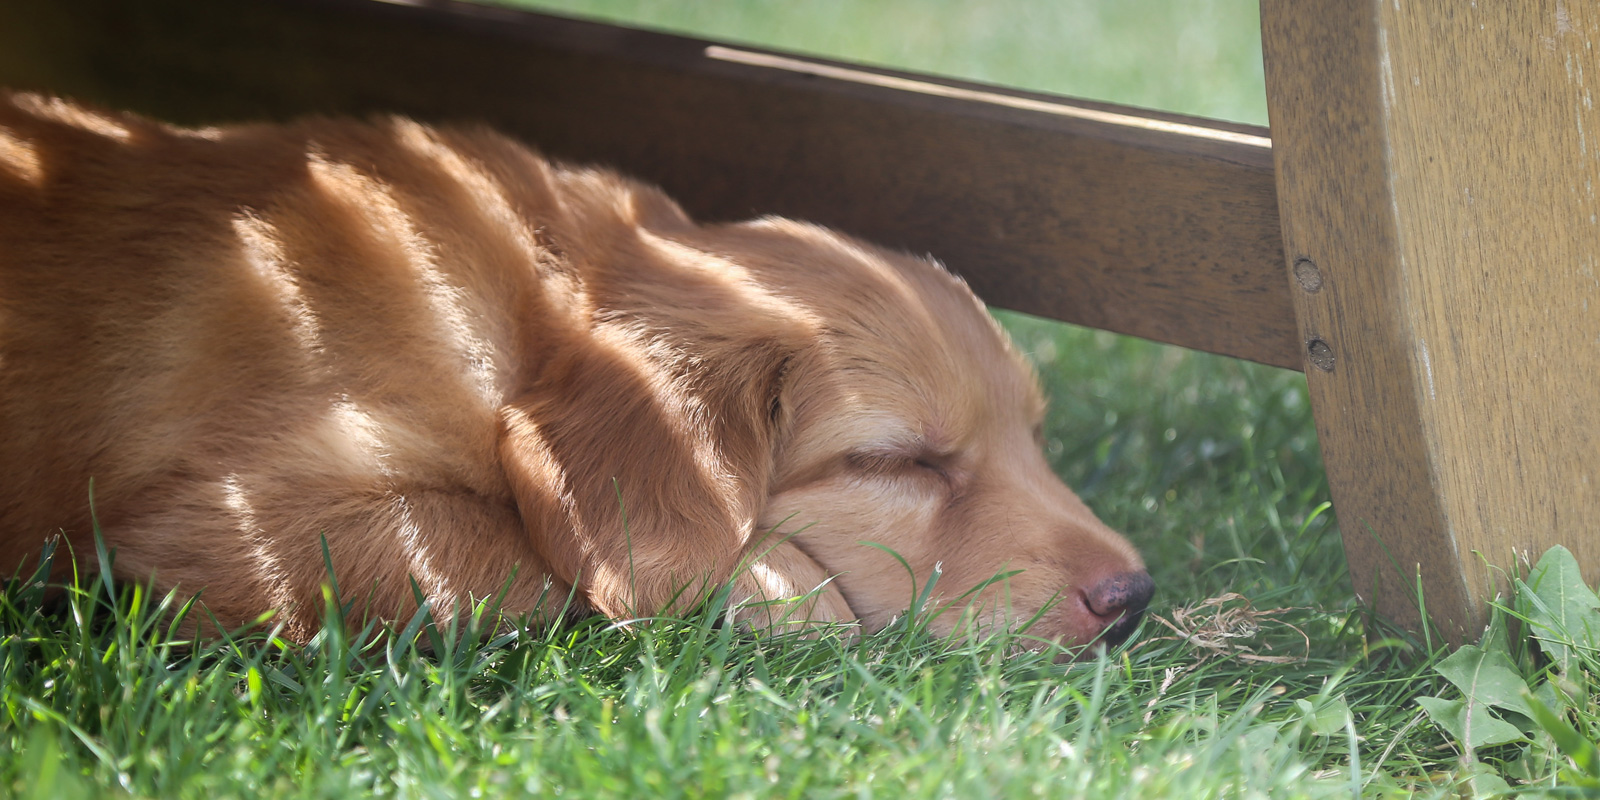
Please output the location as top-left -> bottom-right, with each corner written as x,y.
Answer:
0,92 -> 1151,648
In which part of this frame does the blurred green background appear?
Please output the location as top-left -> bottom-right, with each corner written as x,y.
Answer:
498,0 -> 1338,610
508,0 -> 1269,125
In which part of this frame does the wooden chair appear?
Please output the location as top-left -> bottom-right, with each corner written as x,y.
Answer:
2,0 -> 1594,642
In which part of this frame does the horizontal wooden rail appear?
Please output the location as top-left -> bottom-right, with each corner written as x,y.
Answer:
0,0 -> 1301,368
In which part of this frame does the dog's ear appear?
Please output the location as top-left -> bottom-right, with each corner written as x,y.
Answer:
498,197 -> 811,619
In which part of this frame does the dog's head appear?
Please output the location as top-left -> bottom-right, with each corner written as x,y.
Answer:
498,166 -> 1150,649
675,216 -> 1153,649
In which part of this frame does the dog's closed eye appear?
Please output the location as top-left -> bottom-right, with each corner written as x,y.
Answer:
845,449 -> 956,486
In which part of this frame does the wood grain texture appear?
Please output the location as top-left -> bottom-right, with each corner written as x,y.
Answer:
1263,0 -> 1600,640
0,0 -> 1300,368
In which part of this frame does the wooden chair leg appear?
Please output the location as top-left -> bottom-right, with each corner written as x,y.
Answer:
1262,0 -> 1600,642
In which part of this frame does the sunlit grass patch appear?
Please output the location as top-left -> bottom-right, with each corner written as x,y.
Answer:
0,538 -> 1479,798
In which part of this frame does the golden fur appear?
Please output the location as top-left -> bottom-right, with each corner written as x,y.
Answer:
0,92 -> 1150,647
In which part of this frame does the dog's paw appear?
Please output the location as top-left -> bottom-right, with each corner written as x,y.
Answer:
728,539 -> 857,635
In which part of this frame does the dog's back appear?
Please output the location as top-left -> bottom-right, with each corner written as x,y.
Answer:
0,93 -> 578,634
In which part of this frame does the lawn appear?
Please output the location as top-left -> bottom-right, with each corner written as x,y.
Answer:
4,2 -> 1598,797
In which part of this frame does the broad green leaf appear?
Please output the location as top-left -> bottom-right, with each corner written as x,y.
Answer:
1464,762 -> 1511,798
1517,545 -> 1600,674
1294,694 -> 1352,737
1531,678 -> 1569,716
1433,644 -> 1535,719
1416,696 -> 1525,749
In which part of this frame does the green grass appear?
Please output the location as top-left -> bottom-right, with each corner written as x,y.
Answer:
0,537 -> 1448,799
3,2 -> 1595,796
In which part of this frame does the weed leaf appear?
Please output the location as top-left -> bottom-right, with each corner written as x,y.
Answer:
1294,693 -> 1352,737
1414,696 -> 1524,748
1463,762 -> 1512,798
1517,545 -> 1600,675
1433,644 -> 1535,719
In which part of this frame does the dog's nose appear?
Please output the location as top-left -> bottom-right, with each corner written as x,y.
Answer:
1084,570 -> 1154,645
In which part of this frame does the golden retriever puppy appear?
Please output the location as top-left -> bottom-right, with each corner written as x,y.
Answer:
0,92 -> 1152,648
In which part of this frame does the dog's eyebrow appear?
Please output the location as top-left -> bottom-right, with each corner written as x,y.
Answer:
841,412 -> 924,444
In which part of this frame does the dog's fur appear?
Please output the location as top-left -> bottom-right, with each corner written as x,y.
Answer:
0,92 -> 1150,647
